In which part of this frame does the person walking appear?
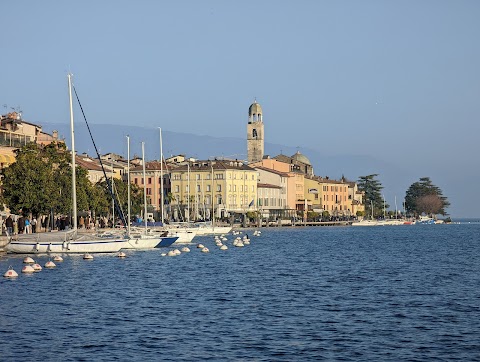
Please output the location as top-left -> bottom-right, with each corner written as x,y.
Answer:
5,215 -> 14,235
18,216 -> 25,234
31,217 -> 37,233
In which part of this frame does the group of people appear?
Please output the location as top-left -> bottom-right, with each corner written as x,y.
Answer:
3,215 -> 37,235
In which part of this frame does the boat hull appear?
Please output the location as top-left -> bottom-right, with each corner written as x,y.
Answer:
124,235 -> 178,249
5,238 -> 129,254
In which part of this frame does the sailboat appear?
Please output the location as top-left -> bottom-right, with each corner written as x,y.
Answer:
5,74 -> 130,254
123,140 -> 178,249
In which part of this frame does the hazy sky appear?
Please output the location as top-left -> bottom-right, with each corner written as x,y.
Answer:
2,1 -> 479,217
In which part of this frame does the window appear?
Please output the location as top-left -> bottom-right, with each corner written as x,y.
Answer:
196,174 -> 200,180
252,129 -> 257,138
229,185 -> 231,192
175,185 -> 179,193
134,178 -> 138,184
185,186 -> 189,192
252,175 -> 255,180
215,173 -> 224,180
217,185 -> 221,192
206,185 -> 211,192
197,185 -> 201,192
147,188 -> 152,195
233,185 -> 236,192
252,185 -> 255,192
148,177 -> 152,184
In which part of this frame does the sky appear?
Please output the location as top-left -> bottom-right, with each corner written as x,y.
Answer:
1,1 -> 480,218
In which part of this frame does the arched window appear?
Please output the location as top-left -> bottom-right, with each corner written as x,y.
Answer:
252,129 -> 257,138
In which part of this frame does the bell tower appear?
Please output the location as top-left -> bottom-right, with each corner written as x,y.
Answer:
247,99 -> 264,163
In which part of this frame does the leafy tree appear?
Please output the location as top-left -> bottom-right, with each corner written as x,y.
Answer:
405,177 -> 449,216
357,174 -> 388,218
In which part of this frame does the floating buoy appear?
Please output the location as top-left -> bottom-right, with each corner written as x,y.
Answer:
161,252 -> 167,257
244,240 -> 250,245
45,260 -> 56,268
4,266 -> 18,278
197,243 -> 205,249
167,250 -> 176,257
173,249 -> 181,256
32,264 -> 43,272
201,247 -> 209,253
83,253 -> 94,260
53,255 -> 63,262
118,251 -> 127,258
235,242 -> 244,247
23,256 -> 35,264
22,265 -> 35,273
222,237 -> 227,241
220,245 -> 228,250
181,247 -> 190,253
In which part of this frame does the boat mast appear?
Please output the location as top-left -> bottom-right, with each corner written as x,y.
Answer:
67,74 -> 77,230
187,161 -> 190,224
211,164 -> 215,228
142,142 -> 147,232
111,161 -> 114,226
159,128 -> 164,225
127,135 -> 131,236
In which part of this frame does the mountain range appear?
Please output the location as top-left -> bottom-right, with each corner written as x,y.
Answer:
40,122 -> 464,217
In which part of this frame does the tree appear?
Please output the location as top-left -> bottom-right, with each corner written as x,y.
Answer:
405,177 -> 449,216
94,178 -> 144,220
357,174 -> 388,218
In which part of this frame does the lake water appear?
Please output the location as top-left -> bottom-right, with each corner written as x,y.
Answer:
1,223 -> 479,361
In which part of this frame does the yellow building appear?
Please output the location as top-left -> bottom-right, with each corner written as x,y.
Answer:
170,160 -> 257,220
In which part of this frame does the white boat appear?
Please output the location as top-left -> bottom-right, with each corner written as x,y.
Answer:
351,220 -> 378,227
166,222 -> 231,235
5,74 -> 130,254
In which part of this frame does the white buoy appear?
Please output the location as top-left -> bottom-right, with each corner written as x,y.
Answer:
83,253 -> 94,260
161,252 -> 167,257
181,247 -> 190,252
22,265 -> 35,273
235,241 -> 244,247
53,255 -> 63,262
220,245 -> 228,250
23,256 -> 35,264
201,247 -> 209,253
4,266 -> 18,278
173,249 -> 181,256
222,237 -> 227,241
32,263 -> 43,272
167,250 -> 176,257
45,260 -> 56,268
197,243 -> 205,249
118,251 -> 127,258
244,240 -> 250,245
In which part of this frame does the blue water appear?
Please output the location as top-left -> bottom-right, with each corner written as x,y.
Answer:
1,224 -> 479,361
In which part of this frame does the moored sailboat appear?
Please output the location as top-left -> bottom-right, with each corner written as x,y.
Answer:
6,74 -> 130,254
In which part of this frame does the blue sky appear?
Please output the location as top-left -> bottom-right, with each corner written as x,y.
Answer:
1,1 -> 480,217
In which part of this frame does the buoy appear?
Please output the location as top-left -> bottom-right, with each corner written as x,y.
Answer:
45,260 -> 56,268
83,253 -> 94,260
4,266 -> 18,278
167,250 -> 176,257
32,263 -> 43,272
173,249 -> 181,256
220,245 -> 228,250
201,247 -> 209,253
235,242 -> 244,247
197,243 -> 205,249
22,265 -> 35,273
181,247 -> 190,252
222,237 -> 227,241
53,255 -> 63,262
244,240 -> 250,245
23,256 -> 35,264
161,252 -> 167,257
118,251 -> 127,258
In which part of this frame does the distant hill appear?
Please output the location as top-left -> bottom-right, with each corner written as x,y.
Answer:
41,122 -> 392,182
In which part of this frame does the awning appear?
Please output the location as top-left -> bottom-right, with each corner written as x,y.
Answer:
0,154 -> 16,165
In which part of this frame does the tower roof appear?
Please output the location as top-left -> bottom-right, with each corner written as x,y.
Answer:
292,151 -> 311,165
248,100 -> 262,116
